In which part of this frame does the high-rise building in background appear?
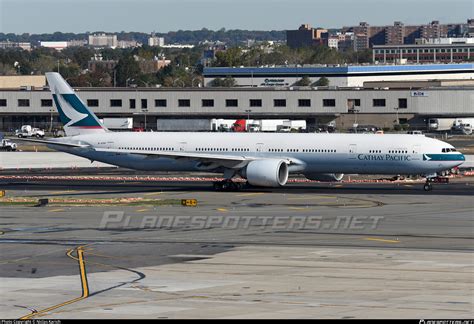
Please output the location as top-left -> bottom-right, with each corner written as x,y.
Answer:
88,33 -> 118,48
341,19 -> 472,50
148,34 -> 165,47
286,24 -> 328,48
286,19 -> 474,63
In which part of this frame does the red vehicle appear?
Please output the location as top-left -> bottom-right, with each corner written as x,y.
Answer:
231,119 -> 246,132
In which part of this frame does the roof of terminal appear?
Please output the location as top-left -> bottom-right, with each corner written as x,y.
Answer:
203,63 -> 474,76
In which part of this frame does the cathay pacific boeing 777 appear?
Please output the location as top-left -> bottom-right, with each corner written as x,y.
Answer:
21,72 -> 465,191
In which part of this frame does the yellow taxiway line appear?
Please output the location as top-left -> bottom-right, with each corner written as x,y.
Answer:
236,192 -> 265,197
364,237 -> 400,243
20,246 -> 89,319
287,195 -> 337,200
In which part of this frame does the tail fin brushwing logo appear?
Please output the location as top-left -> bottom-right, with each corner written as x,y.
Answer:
54,86 -> 88,127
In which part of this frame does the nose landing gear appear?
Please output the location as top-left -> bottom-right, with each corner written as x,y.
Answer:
423,182 -> 433,192
423,175 -> 449,191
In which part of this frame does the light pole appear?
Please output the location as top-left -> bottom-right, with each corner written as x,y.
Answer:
49,108 -> 54,133
394,107 -> 400,126
142,109 -> 148,131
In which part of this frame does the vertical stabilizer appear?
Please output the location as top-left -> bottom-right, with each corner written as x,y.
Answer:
46,72 -> 107,136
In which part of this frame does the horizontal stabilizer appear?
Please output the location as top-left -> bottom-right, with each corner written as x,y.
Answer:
12,137 -> 90,148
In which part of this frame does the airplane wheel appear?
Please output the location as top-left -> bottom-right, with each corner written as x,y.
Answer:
213,181 -> 243,191
213,181 -> 231,191
235,182 -> 244,190
423,183 -> 433,192
221,182 -> 230,191
226,181 -> 241,191
231,182 -> 244,191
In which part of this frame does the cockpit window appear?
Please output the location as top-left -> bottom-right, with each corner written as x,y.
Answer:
443,148 -> 457,153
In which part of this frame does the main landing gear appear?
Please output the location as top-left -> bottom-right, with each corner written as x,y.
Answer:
213,180 -> 246,191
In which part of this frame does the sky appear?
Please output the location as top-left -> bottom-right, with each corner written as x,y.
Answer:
0,0 -> 473,34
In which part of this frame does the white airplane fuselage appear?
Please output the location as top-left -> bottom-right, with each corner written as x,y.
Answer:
49,132 -> 465,176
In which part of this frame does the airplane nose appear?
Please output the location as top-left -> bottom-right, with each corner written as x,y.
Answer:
454,153 -> 466,168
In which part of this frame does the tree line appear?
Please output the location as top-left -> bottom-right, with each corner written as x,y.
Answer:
213,45 -> 372,67
0,43 -> 372,88
0,29 -> 286,46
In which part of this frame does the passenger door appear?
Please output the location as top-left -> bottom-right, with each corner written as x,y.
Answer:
412,145 -> 421,160
255,143 -> 265,156
179,141 -> 187,152
348,144 -> 357,159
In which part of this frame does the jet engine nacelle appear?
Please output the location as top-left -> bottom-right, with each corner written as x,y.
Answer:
304,173 -> 344,182
242,159 -> 289,187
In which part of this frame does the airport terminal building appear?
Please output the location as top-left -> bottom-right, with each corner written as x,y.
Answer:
0,84 -> 473,131
203,63 -> 474,87
0,63 -> 473,131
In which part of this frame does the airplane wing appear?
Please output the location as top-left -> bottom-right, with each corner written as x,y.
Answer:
95,147 -> 257,169
11,137 -> 90,148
